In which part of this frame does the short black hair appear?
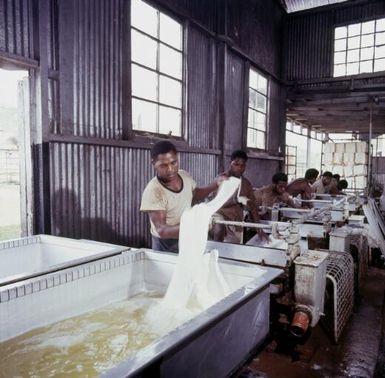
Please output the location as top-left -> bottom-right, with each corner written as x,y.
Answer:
322,171 -> 333,178
272,172 -> 288,184
337,179 -> 348,190
333,174 -> 341,181
305,168 -> 319,180
151,141 -> 177,160
230,150 -> 248,162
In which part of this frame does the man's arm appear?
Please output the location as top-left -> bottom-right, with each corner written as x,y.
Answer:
147,210 -> 179,239
193,175 -> 227,201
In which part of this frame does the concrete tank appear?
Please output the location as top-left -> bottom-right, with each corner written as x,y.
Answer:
0,248 -> 281,377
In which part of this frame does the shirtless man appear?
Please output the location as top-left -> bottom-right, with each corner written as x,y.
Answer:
140,141 -> 224,253
254,173 -> 296,216
311,171 -> 333,194
286,168 -> 319,205
212,150 -> 266,243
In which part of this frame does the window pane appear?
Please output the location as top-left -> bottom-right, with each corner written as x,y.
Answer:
335,26 -> 347,39
249,70 -> 258,89
256,131 -> 265,149
361,33 -> 374,48
159,75 -> 182,108
347,49 -> 359,62
131,65 -> 157,101
360,60 -> 373,73
374,58 -> 385,72
131,0 -> 158,37
334,64 -> 346,76
293,124 -> 302,134
159,44 -> 182,79
256,112 -> 266,131
132,99 -> 157,132
335,38 -> 346,51
248,108 -> 258,128
348,23 -> 361,37
159,106 -> 181,136
375,45 -> 385,59
334,51 -> 346,64
361,46 -> 374,60
376,32 -> 385,46
131,30 -> 157,69
247,128 -> 257,148
346,62 -> 359,75
249,89 -> 257,109
311,130 -> 316,139
348,36 -> 360,49
376,18 -> 385,32
258,75 -> 267,95
256,93 -> 267,112
160,13 -> 182,50
362,20 -> 375,34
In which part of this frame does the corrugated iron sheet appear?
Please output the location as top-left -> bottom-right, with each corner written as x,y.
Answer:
285,0 -> 385,81
49,142 -> 218,247
284,0 -> 348,14
187,26 -> 218,149
0,0 -> 34,58
72,0 -> 123,139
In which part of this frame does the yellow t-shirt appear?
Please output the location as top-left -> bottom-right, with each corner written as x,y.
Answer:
140,170 -> 197,237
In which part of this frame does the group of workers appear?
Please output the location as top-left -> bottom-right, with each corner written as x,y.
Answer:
140,141 -> 348,253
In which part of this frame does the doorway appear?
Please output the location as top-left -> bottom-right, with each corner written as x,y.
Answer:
0,68 -> 32,241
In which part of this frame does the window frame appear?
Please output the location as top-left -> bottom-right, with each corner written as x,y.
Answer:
130,0 -> 186,139
246,66 -> 270,151
333,15 -> 385,78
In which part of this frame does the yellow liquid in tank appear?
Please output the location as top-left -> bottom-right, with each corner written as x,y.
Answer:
0,292 -> 163,378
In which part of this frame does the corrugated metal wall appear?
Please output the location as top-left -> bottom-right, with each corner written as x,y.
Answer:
50,142 -> 218,246
0,0 -> 34,59
285,0 -> 385,81
187,26 -> 219,150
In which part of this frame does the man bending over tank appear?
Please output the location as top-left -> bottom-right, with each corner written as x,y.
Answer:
286,168 -> 319,206
140,141 -> 224,253
311,171 -> 333,194
212,150 -> 267,243
254,172 -> 296,219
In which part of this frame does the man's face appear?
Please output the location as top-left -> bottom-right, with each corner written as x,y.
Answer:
322,176 -> 332,186
273,180 -> 287,195
152,151 -> 179,182
229,158 -> 246,178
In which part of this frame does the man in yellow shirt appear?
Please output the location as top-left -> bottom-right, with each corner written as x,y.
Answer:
140,141 -> 223,253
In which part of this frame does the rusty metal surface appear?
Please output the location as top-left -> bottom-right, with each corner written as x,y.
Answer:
0,0 -> 34,58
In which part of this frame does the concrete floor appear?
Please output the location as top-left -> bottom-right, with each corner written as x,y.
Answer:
237,267 -> 385,378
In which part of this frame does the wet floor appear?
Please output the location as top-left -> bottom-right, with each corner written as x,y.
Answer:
237,268 -> 385,378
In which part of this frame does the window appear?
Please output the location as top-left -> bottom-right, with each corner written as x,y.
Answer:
131,0 -> 183,136
333,17 -> 385,77
247,68 -> 268,149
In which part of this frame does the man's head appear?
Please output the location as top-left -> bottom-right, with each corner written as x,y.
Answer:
333,174 -> 341,182
151,141 -> 178,182
337,179 -> 348,191
305,168 -> 319,184
322,171 -> 333,186
272,172 -> 288,194
229,150 -> 248,178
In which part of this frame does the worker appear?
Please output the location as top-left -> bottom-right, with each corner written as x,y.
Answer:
337,179 -> 348,194
254,172 -> 296,218
311,171 -> 333,194
286,168 -> 319,204
327,173 -> 341,195
212,150 -> 266,243
140,141 -> 224,253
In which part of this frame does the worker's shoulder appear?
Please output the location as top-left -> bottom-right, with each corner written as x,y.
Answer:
178,169 -> 194,181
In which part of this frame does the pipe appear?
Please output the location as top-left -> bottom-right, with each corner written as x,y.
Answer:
290,309 -> 311,338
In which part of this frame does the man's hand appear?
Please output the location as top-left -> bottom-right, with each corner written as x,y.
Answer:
257,228 -> 270,242
216,174 -> 229,187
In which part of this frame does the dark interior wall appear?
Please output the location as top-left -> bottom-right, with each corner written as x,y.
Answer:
0,0 -> 286,246
284,0 -> 385,81
227,0 -> 283,79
